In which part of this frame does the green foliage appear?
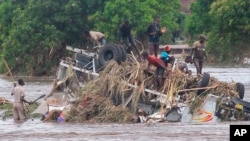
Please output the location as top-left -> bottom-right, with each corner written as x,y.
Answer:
0,0 -> 97,75
185,0 -> 214,38
185,0 -> 250,64
208,0 -> 250,63
0,0 -> 185,76
91,0 -> 182,42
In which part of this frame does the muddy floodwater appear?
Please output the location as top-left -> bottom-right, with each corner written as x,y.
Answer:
0,67 -> 250,141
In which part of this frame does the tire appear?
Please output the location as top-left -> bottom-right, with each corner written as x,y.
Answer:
98,44 -> 122,66
197,72 -> 210,95
116,45 -> 127,62
236,82 -> 245,99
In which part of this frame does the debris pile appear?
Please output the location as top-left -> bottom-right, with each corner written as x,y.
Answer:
59,55 -> 242,123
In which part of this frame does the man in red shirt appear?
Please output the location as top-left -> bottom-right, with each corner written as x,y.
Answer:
142,51 -> 166,90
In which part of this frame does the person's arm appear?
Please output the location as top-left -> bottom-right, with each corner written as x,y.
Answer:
184,63 -> 189,74
204,47 -> 208,59
158,25 -> 163,36
21,96 -> 32,105
190,42 -> 197,57
20,90 -> 32,104
11,83 -> 16,96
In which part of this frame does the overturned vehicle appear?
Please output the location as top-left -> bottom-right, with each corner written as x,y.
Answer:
33,44 -> 250,123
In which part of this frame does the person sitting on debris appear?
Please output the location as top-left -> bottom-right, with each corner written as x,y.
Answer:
83,30 -> 106,47
11,79 -> 33,121
176,56 -> 192,76
141,51 -> 166,90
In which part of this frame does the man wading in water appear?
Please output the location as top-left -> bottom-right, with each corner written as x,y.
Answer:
190,35 -> 208,75
12,79 -> 32,121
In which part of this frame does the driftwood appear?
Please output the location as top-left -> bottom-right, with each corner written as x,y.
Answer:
177,85 -> 218,93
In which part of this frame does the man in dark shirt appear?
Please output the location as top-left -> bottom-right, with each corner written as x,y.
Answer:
119,20 -> 141,60
146,16 -> 166,57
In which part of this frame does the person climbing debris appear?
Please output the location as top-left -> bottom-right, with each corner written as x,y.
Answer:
141,51 -> 166,90
119,20 -> 141,61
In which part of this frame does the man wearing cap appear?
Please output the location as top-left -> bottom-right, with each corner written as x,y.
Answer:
190,35 -> 208,75
12,79 -> 32,121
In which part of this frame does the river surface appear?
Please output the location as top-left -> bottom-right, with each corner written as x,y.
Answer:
0,67 -> 250,141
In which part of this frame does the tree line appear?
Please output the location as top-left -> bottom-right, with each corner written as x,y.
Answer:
0,0 -> 249,76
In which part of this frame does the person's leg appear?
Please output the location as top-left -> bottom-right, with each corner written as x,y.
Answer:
154,68 -> 160,90
158,67 -> 165,90
155,67 -> 164,90
154,43 -> 159,57
122,37 -> 132,53
18,104 -> 27,120
148,43 -> 154,55
128,36 -> 141,60
13,105 -> 19,121
193,58 -> 201,75
199,60 -> 203,74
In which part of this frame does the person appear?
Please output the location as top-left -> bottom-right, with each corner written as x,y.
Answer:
176,56 -> 192,76
190,34 -> 208,75
83,30 -> 106,47
160,45 -> 171,65
141,51 -> 166,90
119,20 -> 141,60
11,79 -> 32,121
146,16 -> 166,57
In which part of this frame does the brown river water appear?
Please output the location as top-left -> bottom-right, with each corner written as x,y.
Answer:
0,67 -> 250,141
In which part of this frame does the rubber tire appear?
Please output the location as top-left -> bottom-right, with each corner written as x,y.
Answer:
98,44 -> 122,66
236,82 -> 245,99
197,72 -> 210,95
116,45 -> 127,62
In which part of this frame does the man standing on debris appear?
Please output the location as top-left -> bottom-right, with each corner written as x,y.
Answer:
83,30 -> 106,47
190,34 -> 208,75
146,16 -> 166,57
119,20 -> 141,61
142,51 -> 166,90
11,79 -> 32,121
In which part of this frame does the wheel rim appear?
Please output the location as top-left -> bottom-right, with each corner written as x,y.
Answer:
104,50 -> 114,61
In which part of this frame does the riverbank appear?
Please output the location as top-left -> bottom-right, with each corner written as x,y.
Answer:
0,74 -> 55,82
